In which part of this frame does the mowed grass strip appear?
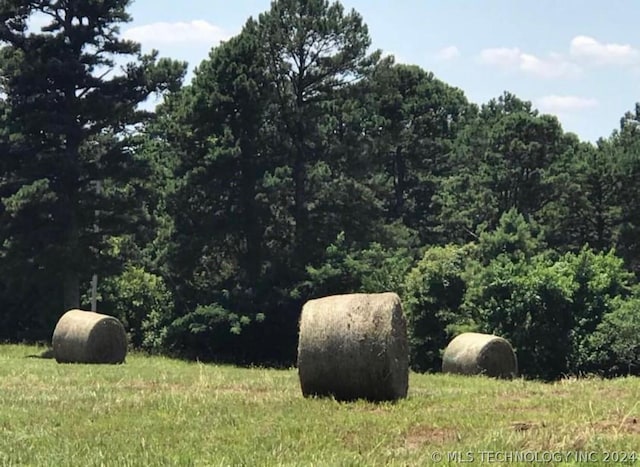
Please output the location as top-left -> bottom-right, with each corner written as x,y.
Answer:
0,344 -> 639,466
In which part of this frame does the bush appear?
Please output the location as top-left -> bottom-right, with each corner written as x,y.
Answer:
476,208 -> 546,264
467,255 -> 574,380
300,231 -> 415,298
403,244 -> 472,372
99,266 -> 174,351
464,245 -> 638,379
162,303 -> 264,362
562,248 -> 635,374
581,296 -> 640,376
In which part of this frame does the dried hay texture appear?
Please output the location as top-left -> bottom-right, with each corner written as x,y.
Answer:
52,309 -> 127,364
297,292 -> 409,401
442,332 -> 517,379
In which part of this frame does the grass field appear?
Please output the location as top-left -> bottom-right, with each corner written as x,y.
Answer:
1,344 -> 639,466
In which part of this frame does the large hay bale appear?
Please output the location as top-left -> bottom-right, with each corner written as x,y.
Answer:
442,332 -> 517,378
297,292 -> 409,401
52,309 -> 127,364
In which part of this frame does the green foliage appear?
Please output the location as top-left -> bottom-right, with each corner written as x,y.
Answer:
466,255 -> 575,380
160,0 -> 392,363
583,296 -> 640,376
563,248 -> 636,374
256,0 -> 381,267
436,92 -> 577,244
544,142 -> 619,252
158,15 -> 294,362
403,244 -> 472,372
99,266 -> 174,351
301,231 -> 415,298
163,303 -> 265,362
476,208 -> 546,263
356,242 -> 415,294
0,0 -> 186,335
366,59 -> 472,243
464,243 -> 637,379
605,111 -> 640,273
2,0 -> 640,375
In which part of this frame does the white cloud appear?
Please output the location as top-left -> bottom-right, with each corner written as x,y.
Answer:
570,35 -> 639,66
478,47 -> 522,68
479,47 -> 580,78
123,20 -> 231,45
436,45 -> 460,61
520,52 -> 581,78
536,95 -> 599,114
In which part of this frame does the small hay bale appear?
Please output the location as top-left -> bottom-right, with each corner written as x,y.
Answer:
52,309 -> 127,364
442,332 -> 517,378
297,292 -> 409,401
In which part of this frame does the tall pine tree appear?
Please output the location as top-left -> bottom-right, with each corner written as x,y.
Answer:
0,0 -> 185,339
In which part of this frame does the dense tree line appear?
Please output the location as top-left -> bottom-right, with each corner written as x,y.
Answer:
1,0 -> 639,378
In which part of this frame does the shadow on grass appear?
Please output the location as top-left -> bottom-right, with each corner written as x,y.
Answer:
26,348 -> 54,359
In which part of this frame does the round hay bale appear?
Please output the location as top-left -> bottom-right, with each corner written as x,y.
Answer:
297,292 -> 409,401
442,332 -> 517,379
52,309 -> 127,364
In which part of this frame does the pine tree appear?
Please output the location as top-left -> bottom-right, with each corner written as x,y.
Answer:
0,0 -> 185,338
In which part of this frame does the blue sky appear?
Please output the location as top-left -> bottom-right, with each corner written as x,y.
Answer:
123,0 -> 640,142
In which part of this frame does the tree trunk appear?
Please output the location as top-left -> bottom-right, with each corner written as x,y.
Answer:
292,101 -> 308,262
60,74 -> 82,312
393,146 -> 405,217
240,137 -> 263,284
63,270 -> 80,311
62,201 -> 80,311
293,153 -> 307,258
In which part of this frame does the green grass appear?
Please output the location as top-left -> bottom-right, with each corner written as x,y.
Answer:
1,344 -> 639,466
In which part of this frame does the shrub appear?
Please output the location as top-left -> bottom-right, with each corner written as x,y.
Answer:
476,208 -> 546,264
300,231 -> 415,298
163,303 -> 264,362
466,255 -> 574,380
563,248 -> 635,373
99,266 -> 174,351
403,244 -> 472,372
464,246 -> 637,379
581,296 -> 640,376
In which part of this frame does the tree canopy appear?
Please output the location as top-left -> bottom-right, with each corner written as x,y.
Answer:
1,0 -> 639,378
